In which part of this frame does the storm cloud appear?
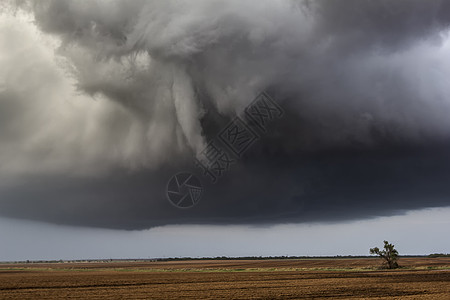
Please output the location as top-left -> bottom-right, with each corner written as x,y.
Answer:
1,0 -> 450,229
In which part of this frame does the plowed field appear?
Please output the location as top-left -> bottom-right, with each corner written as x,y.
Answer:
0,258 -> 449,299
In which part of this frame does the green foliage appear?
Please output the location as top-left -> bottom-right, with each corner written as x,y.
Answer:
369,240 -> 399,269
427,253 -> 450,258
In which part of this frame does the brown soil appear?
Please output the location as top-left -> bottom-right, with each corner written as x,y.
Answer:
0,258 -> 449,299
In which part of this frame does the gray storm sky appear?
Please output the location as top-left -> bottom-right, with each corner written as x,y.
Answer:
1,0 -> 450,260
1,207 -> 450,261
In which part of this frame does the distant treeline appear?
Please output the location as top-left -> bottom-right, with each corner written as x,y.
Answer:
427,253 -> 450,258
2,256 -> 377,264
157,255 -> 374,261
4,254 -> 445,264
154,255 -> 430,261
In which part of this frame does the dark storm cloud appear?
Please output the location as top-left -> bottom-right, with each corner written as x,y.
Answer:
1,0 -> 450,229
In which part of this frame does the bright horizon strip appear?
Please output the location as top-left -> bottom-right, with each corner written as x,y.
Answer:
0,206 -> 449,262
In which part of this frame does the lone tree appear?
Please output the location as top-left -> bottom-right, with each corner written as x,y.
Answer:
370,240 -> 399,269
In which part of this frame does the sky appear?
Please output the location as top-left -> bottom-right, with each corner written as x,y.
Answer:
2,207 -> 450,261
0,0 -> 450,260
